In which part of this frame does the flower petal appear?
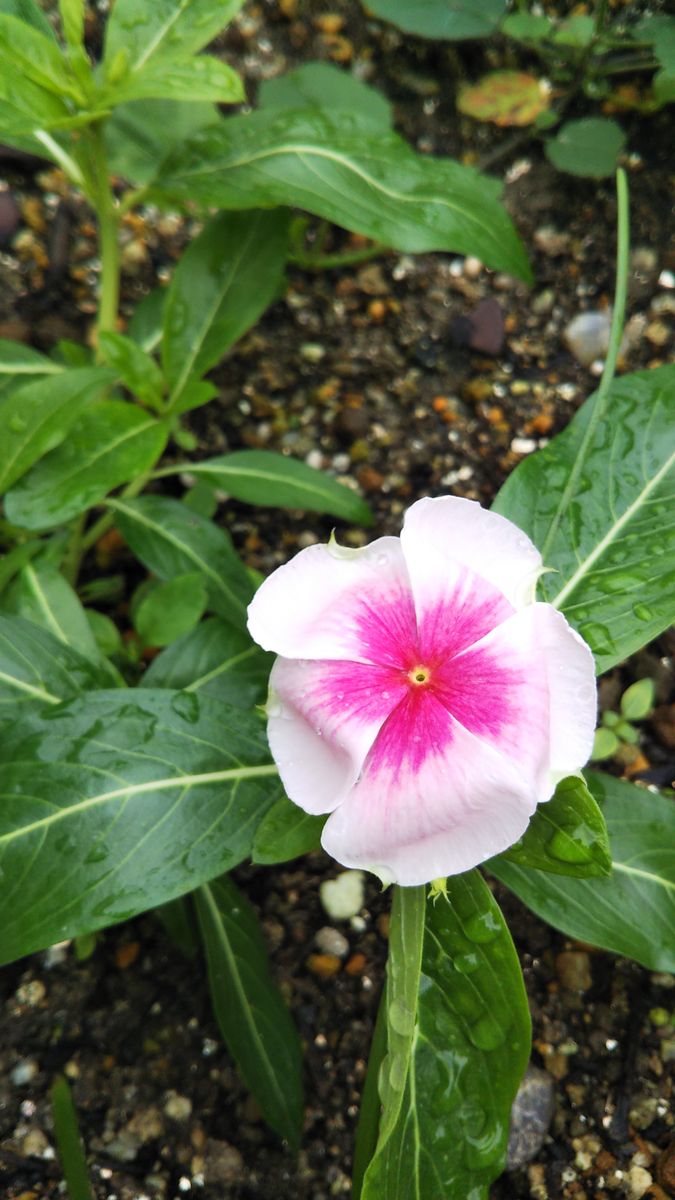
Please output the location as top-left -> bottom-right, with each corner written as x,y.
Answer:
533,605 -> 597,785
247,536 -> 416,663
401,496 -> 543,612
321,690 -> 537,885
267,655 -> 407,814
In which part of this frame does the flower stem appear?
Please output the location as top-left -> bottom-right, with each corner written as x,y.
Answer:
87,123 -> 120,342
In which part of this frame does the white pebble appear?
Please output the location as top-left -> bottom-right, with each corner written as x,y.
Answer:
320,871 -> 365,920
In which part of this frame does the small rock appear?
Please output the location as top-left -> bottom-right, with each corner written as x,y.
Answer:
534,225 -> 570,256
345,953 -> 367,976
21,1128 -> 50,1158
511,437 -> 537,455
315,926 -> 350,958
15,980 -> 46,1006
202,1137 -> 245,1186
164,1091 -> 192,1121
11,1059 -> 39,1086
300,342 -> 326,363
555,950 -> 592,992
532,289 -> 555,315
645,320 -> 671,347
564,310 -> 611,366
506,1065 -> 555,1169
307,953 -> 341,979
356,264 -> 388,295
320,870 -> 365,920
627,1164 -> 653,1199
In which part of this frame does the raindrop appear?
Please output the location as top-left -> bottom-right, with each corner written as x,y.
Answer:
547,825 -> 594,864
453,950 -> 480,974
84,845 -> 107,865
632,603 -> 652,622
388,998 -> 415,1037
9,415 -> 27,433
578,622 -> 614,654
388,1052 -> 407,1091
468,1013 -> 506,1051
464,910 -> 501,944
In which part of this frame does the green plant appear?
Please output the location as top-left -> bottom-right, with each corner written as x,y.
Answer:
592,677 -> 656,761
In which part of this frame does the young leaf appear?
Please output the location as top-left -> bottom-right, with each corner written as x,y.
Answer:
162,209 -> 289,410
143,616 -> 272,708
58,0 -> 84,49
251,795 -> 325,864
0,338 -> 63,374
0,366 -> 114,492
258,61 -> 392,130
592,727 -> 619,761
0,689 -> 281,964
490,771 -> 675,971
501,13 -> 552,41
5,401 -> 169,530
111,56 -> 245,105
3,560 -> 103,663
361,0 -> 505,40
153,109 -> 532,282
195,875 -> 304,1146
361,874 -> 530,1198
0,0 -> 56,39
545,118 -> 626,179
104,0 -> 245,72
50,1076 -> 94,1200
110,495 -> 254,628
128,286 -> 167,353
620,678 -> 654,721
0,612 -> 107,721
97,331 -> 165,407
134,572 -> 208,647
0,13 -> 82,99
105,97 -> 219,184
496,774 -> 611,877
493,365 -> 675,673
161,449 -> 373,524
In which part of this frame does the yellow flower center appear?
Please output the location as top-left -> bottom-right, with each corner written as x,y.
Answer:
409,666 -> 431,686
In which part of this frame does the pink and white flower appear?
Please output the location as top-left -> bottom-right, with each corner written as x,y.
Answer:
247,497 -> 597,886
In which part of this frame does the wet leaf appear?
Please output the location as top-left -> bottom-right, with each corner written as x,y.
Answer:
458,71 -> 549,127
259,60 -> 392,129
110,56 -> 244,106
104,0 -> 245,73
134,573 -> 207,647
3,560 -> 103,664
496,775 -> 611,877
0,338 -> 62,375
0,612 -> 107,723
105,98 -> 218,184
144,616 -> 272,708
545,118 -> 626,178
362,0 -> 505,41
252,795 -> 325,864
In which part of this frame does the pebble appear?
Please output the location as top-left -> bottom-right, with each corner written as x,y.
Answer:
200,1137 -> 245,1186
511,437 -> 537,455
564,310 -> 611,366
11,1059 -> 39,1086
164,1091 -> 193,1121
15,980 -> 46,1006
555,950 -> 592,992
319,870 -> 365,920
532,289 -> 555,315
300,342 -> 326,363
315,926 -> 350,958
506,1064 -> 555,1169
307,953 -> 341,979
627,1164 -> 653,1198
645,320 -> 671,347
21,1128 -> 51,1158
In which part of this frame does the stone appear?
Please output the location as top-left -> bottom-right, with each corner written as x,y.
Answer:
202,1138 -> 245,1186
319,870 -> 365,920
555,950 -> 592,992
564,310 -> 611,366
164,1091 -> 193,1121
506,1064 -> 555,1169
315,926 -> 350,958
626,1164 -> 653,1198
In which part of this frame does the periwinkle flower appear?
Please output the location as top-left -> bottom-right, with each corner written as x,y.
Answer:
247,497 -> 596,886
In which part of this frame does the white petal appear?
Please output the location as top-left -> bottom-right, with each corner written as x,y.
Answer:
532,605 -> 597,786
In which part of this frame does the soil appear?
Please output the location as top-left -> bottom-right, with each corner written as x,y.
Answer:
0,2 -> 674,1199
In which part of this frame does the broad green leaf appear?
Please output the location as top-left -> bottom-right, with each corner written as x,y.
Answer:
97,331 -> 164,408
111,56 -> 244,105
501,13 -> 552,41
493,365 -> 675,673
153,109 -> 532,281
362,0 -> 505,40
170,380 -> 219,416
161,449 -> 373,524
195,876 -> 304,1146
162,209 -> 289,409
3,560 -> 103,663
0,74 -> 73,150
0,338 -> 62,375
58,0 -> 84,48
490,771 -> 675,971
0,366 -> 114,493
128,286 -> 167,353
105,98 -> 218,184
497,775 -> 611,877
553,14 -> 595,47
104,0 -> 244,72
545,118 -> 626,179
5,401 -> 169,530
85,609 -> 122,657
0,13 -> 82,99
258,61 -> 392,129
362,874 -> 530,1199
0,0 -> 55,39
0,612 -> 106,721
143,616 -> 272,707
251,795 -> 324,864
110,495 -> 253,627
134,572 -> 208,646
0,689 -> 280,964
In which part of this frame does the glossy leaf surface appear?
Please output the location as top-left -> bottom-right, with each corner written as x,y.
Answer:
3,561 -> 102,663
491,771 -> 675,971
0,0 -> 55,39
5,401 -> 169,530
196,876 -> 304,1146
0,12 -> 81,97
104,0 -> 244,71
170,449 -> 373,524
362,0 -> 505,40
105,98 -> 218,184
112,56 -> 244,105
0,613 -> 106,722
493,366 -> 675,673
154,109 -> 531,281
362,874 -> 530,1199
252,795 -> 325,864
144,616 -> 272,708
162,209 -> 289,409
134,572 -> 208,646
258,61 -> 392,129
0,338 -> 62,374
498,774 -> 611,878
0,689 -> 280,964
97,331 -> 164,407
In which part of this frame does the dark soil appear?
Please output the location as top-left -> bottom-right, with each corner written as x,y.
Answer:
1,2 -> 674,1198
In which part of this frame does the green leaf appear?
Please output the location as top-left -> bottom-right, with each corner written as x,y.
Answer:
85,609 -> 122,658
111,56 -> 245,105
162,209 -> 289,409
0,0 -> 55,39
251,795 -> 324,864
259,61 -> 392,129
3,560 -> 103,663
545,118 -> 626,179
0,689 -> 280,964
164,449 -> 373,524
50,1076 -> 94,1200
362,874 -> 530,1198
0,73 -> 72,148
5,401 -> 169,530
156,894 -> 199,958
154,109 -> 532,281
128,286 -> 167,353
104,0 -> 245,73
553,14 -> 595,47
0,338 -> 63,375
134,572 -> 208,647
497,775 -> 611,877
362,0 -> 505,40
110,495 -> 253,628
0,366 -> 114,492
195,875 -> 304,1146
620,677 -> 654,721
490,771 -> 675,971
493,365 -> 675,673
58,0 -> 84,49
105,98 -> 219,184
592,727 -> 619,760
0,13 -> 82,99
143,616 -> 272,708
0,612 -> 106,721
501,13 -> 552,41
97,331 -> 165,408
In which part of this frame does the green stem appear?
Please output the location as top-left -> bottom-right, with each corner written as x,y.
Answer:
51,1076 -> 94,1200
87,123 -> 120,342
543,167 -> 629,567
352,980 -> 388,1199
288,242 -> 388,271
61,513 -> 87,586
